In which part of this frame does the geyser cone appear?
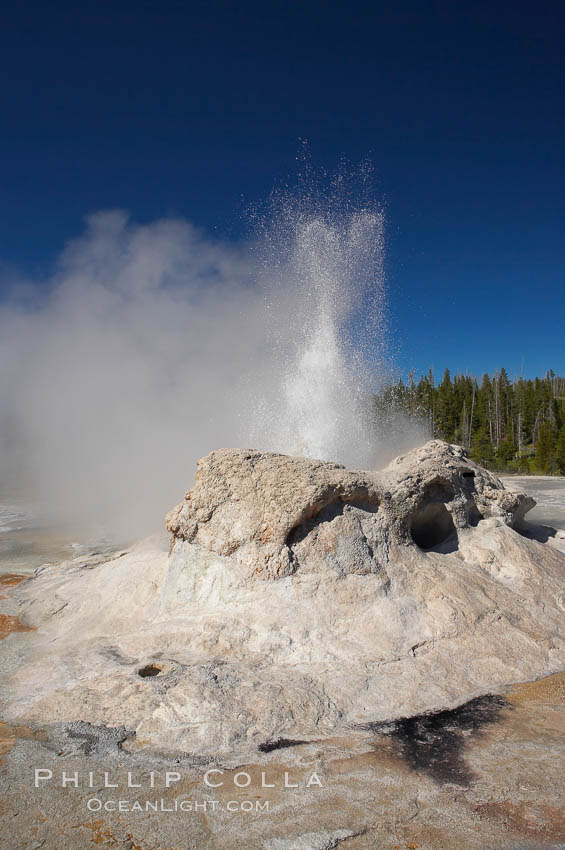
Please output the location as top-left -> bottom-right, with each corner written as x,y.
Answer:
3,441 -> 565,762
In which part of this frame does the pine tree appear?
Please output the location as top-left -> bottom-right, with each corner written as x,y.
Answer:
536,421 -> 555,474
556,424 -> 565,475
470,425 -> 495,467
435,368 -> 455,441
496,438 -> 517,471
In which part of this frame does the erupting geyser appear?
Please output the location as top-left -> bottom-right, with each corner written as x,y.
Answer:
258,207 -> 385,467
0,166 -> 390,538
253,170 -> 387,468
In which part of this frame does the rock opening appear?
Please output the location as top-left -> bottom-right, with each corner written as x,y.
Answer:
286,497 -> 378,548
286,498 -> 386,577
468,503 -> 483,527
410,502 -> 457,550
423,480 -> 456,502
138,664 -> 162,678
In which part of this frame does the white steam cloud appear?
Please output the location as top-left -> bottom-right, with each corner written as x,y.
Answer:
0,200 -> 416,540
1,211 -> 273,537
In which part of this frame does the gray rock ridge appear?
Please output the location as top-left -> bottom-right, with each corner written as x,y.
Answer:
166,441 -> 535,580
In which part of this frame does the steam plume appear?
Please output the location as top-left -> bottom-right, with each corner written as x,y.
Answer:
0,186 -> 401,539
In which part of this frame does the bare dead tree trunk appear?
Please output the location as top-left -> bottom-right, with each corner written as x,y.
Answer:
462,400 -> 468,448
494,374 -> 500,448
488,399 -> 493,443
533,410 -> 542,447
469,384 -> 476,450
517,411 -> 523,457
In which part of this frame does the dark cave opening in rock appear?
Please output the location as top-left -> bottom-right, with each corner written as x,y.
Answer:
468,503 -> 483,527
410,502 -> 458,551
423,479 -> 456,502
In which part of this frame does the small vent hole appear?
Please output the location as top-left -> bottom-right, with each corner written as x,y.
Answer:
138,664 -> 162,678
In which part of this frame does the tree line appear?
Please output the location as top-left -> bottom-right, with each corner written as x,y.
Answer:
374,369 -> 565,474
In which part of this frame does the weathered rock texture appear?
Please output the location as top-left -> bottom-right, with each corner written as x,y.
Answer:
1,441 -> 564,762
166,441 -> 534,579
3,673 -> 565,849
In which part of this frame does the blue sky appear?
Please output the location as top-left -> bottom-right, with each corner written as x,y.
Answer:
1,0 -> 563,379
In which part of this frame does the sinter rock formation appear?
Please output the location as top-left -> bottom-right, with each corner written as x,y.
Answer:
2,440 -> 565,761
166,441 -> 535,580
